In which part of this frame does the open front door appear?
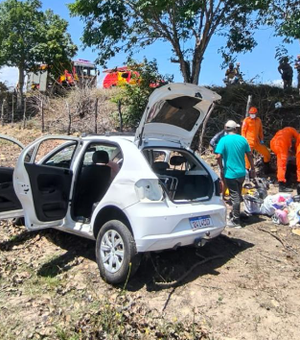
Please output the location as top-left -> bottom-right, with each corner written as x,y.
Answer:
0,134 -> 25,220
13,136 -> 79,231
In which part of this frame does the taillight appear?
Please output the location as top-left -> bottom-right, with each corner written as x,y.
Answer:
135,179 -> 163,201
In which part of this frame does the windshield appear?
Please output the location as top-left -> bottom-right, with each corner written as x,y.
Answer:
147,96 -> 202,131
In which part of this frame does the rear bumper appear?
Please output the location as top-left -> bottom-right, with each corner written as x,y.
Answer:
125,199 -> 226,252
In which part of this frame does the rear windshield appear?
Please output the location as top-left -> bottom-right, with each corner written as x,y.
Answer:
147,96 -> 201,131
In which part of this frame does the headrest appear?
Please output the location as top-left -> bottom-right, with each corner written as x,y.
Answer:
152,161 -> 169,171
170,156 -> 186,166
93,150 -> 109,164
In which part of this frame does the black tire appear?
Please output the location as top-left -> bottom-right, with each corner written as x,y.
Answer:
95,220 -> 140,284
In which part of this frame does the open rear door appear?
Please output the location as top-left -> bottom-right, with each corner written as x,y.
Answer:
13,135 -> 79,231
0,134 -> 25,220
135,83 -> 221,148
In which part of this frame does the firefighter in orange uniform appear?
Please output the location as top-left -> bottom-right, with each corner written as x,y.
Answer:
242,106 -> 271,173
270,127 -> 299,192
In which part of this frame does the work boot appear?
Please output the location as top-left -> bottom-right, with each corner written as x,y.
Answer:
263,162 -> 274,174
278,182 -> 293,192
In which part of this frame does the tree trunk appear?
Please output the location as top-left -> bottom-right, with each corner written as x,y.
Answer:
180,60 -> 192,83
17,66 -> 25,109
191,51 -> 204,84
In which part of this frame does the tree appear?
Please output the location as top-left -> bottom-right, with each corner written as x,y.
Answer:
0,0 -> 77,104
258,1 -> 300,42
69,0 -> 261,84
111,59 -> 173,128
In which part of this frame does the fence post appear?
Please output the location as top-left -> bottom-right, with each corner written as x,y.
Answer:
11,93 -> 14,124
94,98 -> 98,134
245,95 -> 252,118
66,102 -> 72,135
23,97 -> 27,129
199,103 -> 215,153
1,99 -> 6,127
41,99 -> 45,133
118,100 -> 123,132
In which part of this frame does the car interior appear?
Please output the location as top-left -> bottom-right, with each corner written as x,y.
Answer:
0,167 -> 22,212
0,140 -> 24,213
72,143 -> 122,220
143,148 -> 213,201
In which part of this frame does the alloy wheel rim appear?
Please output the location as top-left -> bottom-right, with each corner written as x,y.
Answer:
100,229 -> 125,273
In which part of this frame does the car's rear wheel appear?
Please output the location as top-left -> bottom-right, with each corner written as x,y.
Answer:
96,220 -> 140,284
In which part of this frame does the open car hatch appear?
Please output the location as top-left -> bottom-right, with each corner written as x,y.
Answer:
135,83 -> 221,148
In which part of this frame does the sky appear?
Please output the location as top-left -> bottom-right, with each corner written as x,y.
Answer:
0,0 -> 300,88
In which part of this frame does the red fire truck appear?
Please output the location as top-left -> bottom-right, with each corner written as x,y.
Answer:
27,59 -> 98,92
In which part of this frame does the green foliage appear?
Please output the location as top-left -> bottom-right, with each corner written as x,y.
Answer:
69,0 -> 261,84
0,0 -> 77,88
258,0 -> 300,41
111,59 -> 173,128
274,45 -> 293,63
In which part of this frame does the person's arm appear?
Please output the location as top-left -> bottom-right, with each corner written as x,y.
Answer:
278,65 -> 282,74
210,131 -> 223,151
258,118 -> 264,142
209,132 -> 219,149
246,151 -> 256,178
216,153 -> 224,177
292,128 -> 299,141
241,119 -> 248,138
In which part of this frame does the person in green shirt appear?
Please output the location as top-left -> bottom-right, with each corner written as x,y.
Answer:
215,120 -> 256,228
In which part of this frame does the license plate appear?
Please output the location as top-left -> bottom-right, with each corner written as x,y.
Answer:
189,215 -> 212,230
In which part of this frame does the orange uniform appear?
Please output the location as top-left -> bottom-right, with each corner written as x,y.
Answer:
242,116 -> 271,169
270,127 -> 299,182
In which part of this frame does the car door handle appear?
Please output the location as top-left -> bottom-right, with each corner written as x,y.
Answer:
41,188 -> 55,194
0,182 -> 10,189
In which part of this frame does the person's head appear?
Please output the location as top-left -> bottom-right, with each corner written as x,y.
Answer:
248,106 -> 258,119
229,63 -> 234,69
224,120 -> 240,132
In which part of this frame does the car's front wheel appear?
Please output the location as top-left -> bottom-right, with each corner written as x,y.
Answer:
96,220 -> 140,284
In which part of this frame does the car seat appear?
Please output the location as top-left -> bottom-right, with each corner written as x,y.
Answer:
75,150 -> 111,218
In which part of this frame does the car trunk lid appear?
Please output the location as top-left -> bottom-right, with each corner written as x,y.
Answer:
135,83 -> 221,148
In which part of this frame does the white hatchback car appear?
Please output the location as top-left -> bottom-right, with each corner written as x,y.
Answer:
0,83 -> 226,284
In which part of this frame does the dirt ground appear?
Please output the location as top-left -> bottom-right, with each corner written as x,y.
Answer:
1,210 -> 300,340
1,127 -> 300,339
